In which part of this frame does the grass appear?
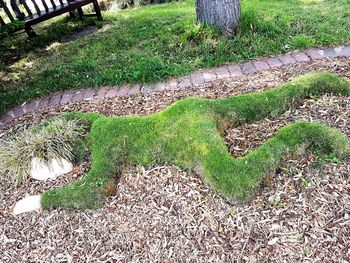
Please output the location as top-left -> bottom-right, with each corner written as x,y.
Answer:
1,0 -> 350,114
40,72 -> 350,210
0,118 -> 86,183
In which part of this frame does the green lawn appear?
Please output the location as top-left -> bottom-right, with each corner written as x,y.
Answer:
1,0 -> 350,114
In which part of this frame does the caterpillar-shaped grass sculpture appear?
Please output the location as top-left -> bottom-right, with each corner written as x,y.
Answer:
36,72 -> 350,210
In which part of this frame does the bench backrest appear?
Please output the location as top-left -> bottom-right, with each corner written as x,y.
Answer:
0,0 -> 71,26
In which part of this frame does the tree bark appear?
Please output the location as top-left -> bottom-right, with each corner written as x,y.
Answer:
196,0 -> 241,39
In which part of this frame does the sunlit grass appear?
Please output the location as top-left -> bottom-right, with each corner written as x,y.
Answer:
1,0 -> 350,114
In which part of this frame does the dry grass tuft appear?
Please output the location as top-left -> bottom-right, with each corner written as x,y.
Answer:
0,118 -> 85,183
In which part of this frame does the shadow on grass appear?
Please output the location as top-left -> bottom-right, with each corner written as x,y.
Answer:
0,16 -> 104,68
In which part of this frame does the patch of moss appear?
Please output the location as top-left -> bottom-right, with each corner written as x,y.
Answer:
41,72 -> 350,209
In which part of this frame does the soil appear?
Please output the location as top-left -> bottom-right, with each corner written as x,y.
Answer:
1,58 -> 350,262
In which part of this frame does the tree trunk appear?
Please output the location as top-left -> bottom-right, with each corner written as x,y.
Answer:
196,0 -> 241,38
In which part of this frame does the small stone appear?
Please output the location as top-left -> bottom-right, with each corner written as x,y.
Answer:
165,79 -> 178,90
334,46 -> 342,55
30,157 -> 73,181
13,195 -> 42,215
267,237 -> 279,246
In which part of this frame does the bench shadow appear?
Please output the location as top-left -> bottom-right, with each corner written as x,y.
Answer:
0,16 -> 102,68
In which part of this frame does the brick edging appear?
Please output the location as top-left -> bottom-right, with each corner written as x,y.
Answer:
1,45 -> 350,129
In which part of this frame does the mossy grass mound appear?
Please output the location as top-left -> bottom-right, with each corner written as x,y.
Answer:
41,72 -> 350,209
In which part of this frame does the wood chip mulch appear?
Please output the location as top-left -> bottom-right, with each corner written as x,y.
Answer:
1,58 -> 350,262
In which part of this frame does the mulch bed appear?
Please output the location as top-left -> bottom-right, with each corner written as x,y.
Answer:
1,58 -> 350,262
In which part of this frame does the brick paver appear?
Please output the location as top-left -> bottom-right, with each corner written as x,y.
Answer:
48,93 -> 62,106
227,65 -> 243,77
83,89 -> 96,101
305,49 -> 323,60
278,55 -> 296,65
117,86 -> 129,96
0,112 -> 14,125
215,67 -> 230,79
128,85 -> 141,95
292,52 -> 310,62
37,97 -> 49,109
190,73 -> 205,86
203,71 -> 217,83
61,92 -> 74,104
154,83 -> 166,92
266,57 -> 283,68
242,62 -> 256,74
141,86 -> 154,94
1,45 -> 349,127
105,88 -> 118,98
340,46 -> 350,57
323,48 -> 338,58
253,61 -> 270,71
12,106 -> 24,118
165,79 -> 178,91
23,101 -> 38,114
178,77 -> 192,89
97,87 -> 108,99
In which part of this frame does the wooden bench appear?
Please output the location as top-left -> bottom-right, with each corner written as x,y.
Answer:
0,0 -> 102,37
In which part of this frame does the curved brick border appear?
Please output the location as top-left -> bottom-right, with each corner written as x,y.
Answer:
1,45 -> 350,129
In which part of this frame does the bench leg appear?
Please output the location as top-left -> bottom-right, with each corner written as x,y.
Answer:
25,26 -> 37,38
69,11 -> 77,19
77,7 -> 84,20
92,0 -> 103,21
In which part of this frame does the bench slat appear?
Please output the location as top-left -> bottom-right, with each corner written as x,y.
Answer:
11,0 -> 25,19
0,0 -> 15,21
20,0 -> 33,17
29,0 -> 41,14
1,0 -> 102,37
40,0 -> 49,12
0,15 -> 6,25
49,0 -> 56,9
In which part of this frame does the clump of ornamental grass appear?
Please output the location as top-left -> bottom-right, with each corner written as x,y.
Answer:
0,118 -> 86,184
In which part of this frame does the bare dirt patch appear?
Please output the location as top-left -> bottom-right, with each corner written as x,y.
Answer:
63,26 -> 97,43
